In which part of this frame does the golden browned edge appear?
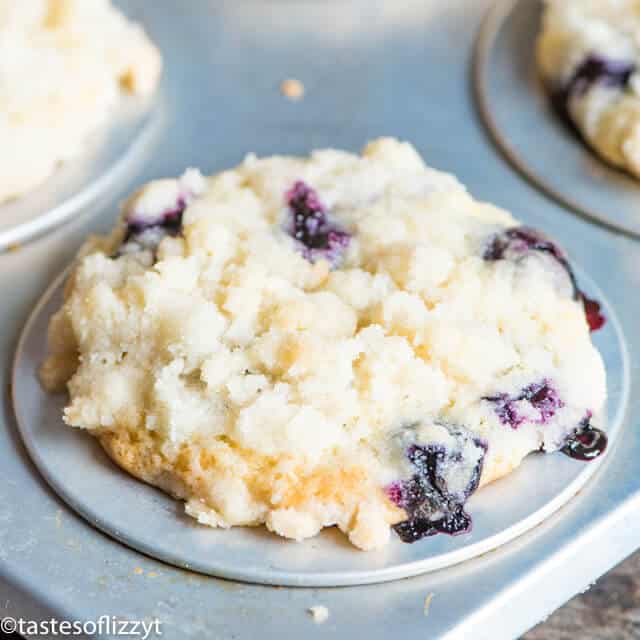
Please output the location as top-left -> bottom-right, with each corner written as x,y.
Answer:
98,428 -> 406,524
98,429 -> 191,503
96,427 -> 518,538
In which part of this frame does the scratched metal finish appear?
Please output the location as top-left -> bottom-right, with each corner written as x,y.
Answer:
1,1 -> 639,638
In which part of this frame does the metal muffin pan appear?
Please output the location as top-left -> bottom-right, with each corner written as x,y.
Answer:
475,0 -> 640,238
2,0 -> 640,637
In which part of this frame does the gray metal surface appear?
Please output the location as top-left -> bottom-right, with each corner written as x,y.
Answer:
1,0 -> 639,638
475,0 -> 640,238
11,268 -> 628,587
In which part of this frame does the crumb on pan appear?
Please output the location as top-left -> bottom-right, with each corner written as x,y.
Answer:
280,78 -> 305,100
308,605 -> 329,624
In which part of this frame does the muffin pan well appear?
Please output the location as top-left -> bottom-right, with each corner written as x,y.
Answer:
475,0 -> 640,238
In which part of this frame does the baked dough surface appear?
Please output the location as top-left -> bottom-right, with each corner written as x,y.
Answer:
0,0 -> 161,202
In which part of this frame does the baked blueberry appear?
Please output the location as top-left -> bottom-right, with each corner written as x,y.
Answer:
571,55 -> 635,95
286,181 -> 351,266
124,196 -> 187,239
388,424 -> 487,543
483,379 -> 564,429
116,195 -> 189,258
113,170 -> 207,259
484,226 -> 579,294
484,226 -> 605,332
552,55 -> 635,128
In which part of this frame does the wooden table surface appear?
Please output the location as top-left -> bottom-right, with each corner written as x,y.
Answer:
524,550 -> 640,639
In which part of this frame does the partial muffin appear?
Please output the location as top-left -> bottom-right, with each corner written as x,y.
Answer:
0,0 -> 161,203
537,0 -> 640,176
40,139 -> 607,550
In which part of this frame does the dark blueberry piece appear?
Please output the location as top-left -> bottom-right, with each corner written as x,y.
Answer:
482,226 -> 564,262
123,195 -> 188,243
552,54 -> 635,128
523,380 -> 563,423
434,507 -> 473,535
394,508 -> 472,543
483,379 -> 563,429
484,226 -> 579,297
483,226 -> 605,331
114,195 -> 191,260
571,55 -> 635,95
285,181 -> 350,266
388,423 -> 487,544
483,392 -> 525,429
561,413 -> 608,461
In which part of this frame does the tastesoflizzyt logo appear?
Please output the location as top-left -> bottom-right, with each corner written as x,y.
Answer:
1,615 -> 162,638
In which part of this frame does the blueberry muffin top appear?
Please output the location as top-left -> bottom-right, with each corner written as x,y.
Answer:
41,139 -> 607,550
0,0 -> 161,203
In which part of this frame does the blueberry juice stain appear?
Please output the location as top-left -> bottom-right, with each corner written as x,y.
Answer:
561,416 -> 608,461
